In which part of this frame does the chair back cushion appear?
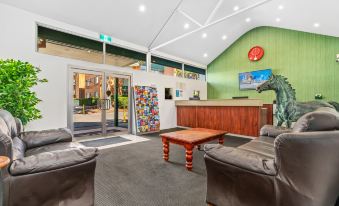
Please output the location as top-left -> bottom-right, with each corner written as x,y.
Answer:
293,107 -> 339,132
0,110 -> 19,138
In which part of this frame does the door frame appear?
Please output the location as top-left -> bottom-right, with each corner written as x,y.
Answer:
67,65 -> 133,135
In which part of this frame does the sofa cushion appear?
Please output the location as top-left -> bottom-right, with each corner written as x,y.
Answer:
204,143 -> 277,175
25,142 -> 84,157
238,140 -> 275,158
10,147 -> 98,176
12,137 -> 26,160
257,135 -> 275,144
20,128 -> 73,149
260,125 -> 292,138
293,108 -> 339,132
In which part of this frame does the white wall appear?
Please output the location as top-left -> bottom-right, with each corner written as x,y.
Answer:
0,3 -> 207,131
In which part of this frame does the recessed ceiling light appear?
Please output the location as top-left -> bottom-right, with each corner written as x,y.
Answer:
276,18 -> 281,22
139,4 -> 146,12
203,53 -> 208,58
313,23 -> 320,28
245,18 -> 251,23
233,6 -> 239,11
222,35 -> 227,40
184,23 -> 190,29
278,5 -> 284,10
202,33 -> 207,38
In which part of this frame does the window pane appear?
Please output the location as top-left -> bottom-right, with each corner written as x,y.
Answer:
184,65 -> 206,81
151,56 -> 182,77
105,44 -> 146,71
37,26 -> 103,64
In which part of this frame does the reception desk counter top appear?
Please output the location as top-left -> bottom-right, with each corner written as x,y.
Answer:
175,99 -> 264,107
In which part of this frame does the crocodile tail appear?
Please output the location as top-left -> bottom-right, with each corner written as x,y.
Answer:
328,101 -> 339,111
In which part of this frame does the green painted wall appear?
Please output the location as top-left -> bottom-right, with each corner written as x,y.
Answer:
207,26 -> 339,103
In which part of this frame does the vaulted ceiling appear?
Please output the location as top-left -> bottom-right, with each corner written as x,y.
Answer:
1,0 -> 338,66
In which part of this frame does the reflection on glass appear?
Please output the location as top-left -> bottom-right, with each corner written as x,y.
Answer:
105,44 -> 147,71
73,73 -> 103,137
105,53 -> 146,71
38,40 -> 104,64
184,71 -> 200,80
151,63 -> 183,77
105,76 -> 129,133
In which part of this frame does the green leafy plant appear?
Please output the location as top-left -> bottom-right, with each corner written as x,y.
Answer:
118,96 -> 128,109
0,59 -> 47,125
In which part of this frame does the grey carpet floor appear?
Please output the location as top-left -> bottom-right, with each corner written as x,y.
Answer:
94,129 -> 250,206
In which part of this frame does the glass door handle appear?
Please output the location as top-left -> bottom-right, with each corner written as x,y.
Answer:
98,99 -> 111,110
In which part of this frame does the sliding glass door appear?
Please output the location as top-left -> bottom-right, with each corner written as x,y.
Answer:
69,68 -> 130,138
105,74 -> 130,134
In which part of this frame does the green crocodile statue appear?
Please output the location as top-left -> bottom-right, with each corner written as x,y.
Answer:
256,74 -> 338,128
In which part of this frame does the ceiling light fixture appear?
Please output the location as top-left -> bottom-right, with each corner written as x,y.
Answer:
184,23 -> 190,29
233,6 -> 239,11
276,18 -> 281,22
278,5 -> 284,10
203,53 -> 208,58
139,4 -> 146,12
222,35 -> 227,40
245,18 -> 251,23
202,33 -> 207,38
313,23 -> 320,28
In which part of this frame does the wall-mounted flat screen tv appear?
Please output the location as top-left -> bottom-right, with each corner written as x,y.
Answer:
239,69 -> 272,90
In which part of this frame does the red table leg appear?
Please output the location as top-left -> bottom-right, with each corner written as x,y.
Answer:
185,144 -> 194,171
162,137 -> 169,161
219,135 -> 224,145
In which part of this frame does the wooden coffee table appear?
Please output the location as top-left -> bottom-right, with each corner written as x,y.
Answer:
160,128 -> 227,171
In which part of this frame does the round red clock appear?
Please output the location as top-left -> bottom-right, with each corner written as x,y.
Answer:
248,46 -> 264,61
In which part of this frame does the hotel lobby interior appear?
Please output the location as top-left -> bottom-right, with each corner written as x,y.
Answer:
0,0 -> 339,205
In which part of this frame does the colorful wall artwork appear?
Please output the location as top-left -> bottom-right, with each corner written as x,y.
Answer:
133,86 -> 160,134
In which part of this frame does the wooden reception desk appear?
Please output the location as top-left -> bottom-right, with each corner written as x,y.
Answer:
176,99 -> 273,137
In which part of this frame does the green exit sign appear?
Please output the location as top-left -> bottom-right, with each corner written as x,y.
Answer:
99,34 -> 112,43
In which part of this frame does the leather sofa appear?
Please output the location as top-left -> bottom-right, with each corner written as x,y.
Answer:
0,110 -> 98,206
204,107 -> 339,206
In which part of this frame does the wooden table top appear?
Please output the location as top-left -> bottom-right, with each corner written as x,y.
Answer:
160,128 -> 227,144
0,156 -> 10,169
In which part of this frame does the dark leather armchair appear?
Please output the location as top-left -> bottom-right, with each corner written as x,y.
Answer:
0,110 -> 98,206
204,108 -> 339,206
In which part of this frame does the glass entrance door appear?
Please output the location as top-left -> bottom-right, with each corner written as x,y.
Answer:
72,71 -> 103,137
70,69 -> 130,138
104,74 -> 130,135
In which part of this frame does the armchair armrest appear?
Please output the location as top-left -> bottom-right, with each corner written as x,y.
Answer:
20,128 -> 73,149
274,131 -> 339,179
204,144 -> 277,175
9,147 -> 98,176
260,125 -> 292,138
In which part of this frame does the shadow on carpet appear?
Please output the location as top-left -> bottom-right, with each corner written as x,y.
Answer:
94,128 -> 250,206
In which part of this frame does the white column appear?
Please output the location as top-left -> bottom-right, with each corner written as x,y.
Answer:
146,52 -> 151,72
